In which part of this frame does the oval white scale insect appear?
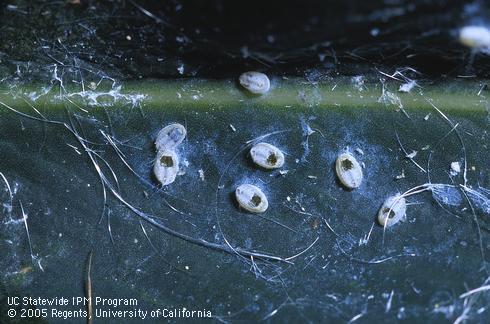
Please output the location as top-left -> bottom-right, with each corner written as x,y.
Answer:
155,123 -> 187,151
459,26 -> 490,49
239,71 -> 270,94
335,152 -> 363,189
235,184 -> 269,213
377,195 -> 407,227
250,142 -> 285,169
153,149 -> 179,186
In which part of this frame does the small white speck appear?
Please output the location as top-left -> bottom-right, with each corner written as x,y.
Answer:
450,161 -> 461,176
370,28 -> 380,37
395,169 -> 405,180
406,151 -> 417,159
398,80 -> 416,93
177,64 -> 184,75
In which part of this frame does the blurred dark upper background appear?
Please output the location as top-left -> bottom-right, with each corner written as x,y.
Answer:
0,0 -> 489,80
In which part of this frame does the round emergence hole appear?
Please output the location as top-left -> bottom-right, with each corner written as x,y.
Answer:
251,194 -> 262,207
267,153 -> 278,166
160,155 -> 174,167
341,158 -> 354,171
383,208 -> 396,219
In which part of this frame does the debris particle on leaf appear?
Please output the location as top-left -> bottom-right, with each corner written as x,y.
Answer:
395,169 -> 405,180
279,170 -> 289,176
398,80 -> 417,93
406,150 -> 417,159
450,161 -> 461,176
303,123 -> 315,136
354,148 -> 364,155
351,75 -> 365,91
235,184 -> 269,213
177,64 -> 184,75
250,142 -> 285,169
198,169 -> 205,181
239,71 -> 271,94
335,152 -> 363,189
